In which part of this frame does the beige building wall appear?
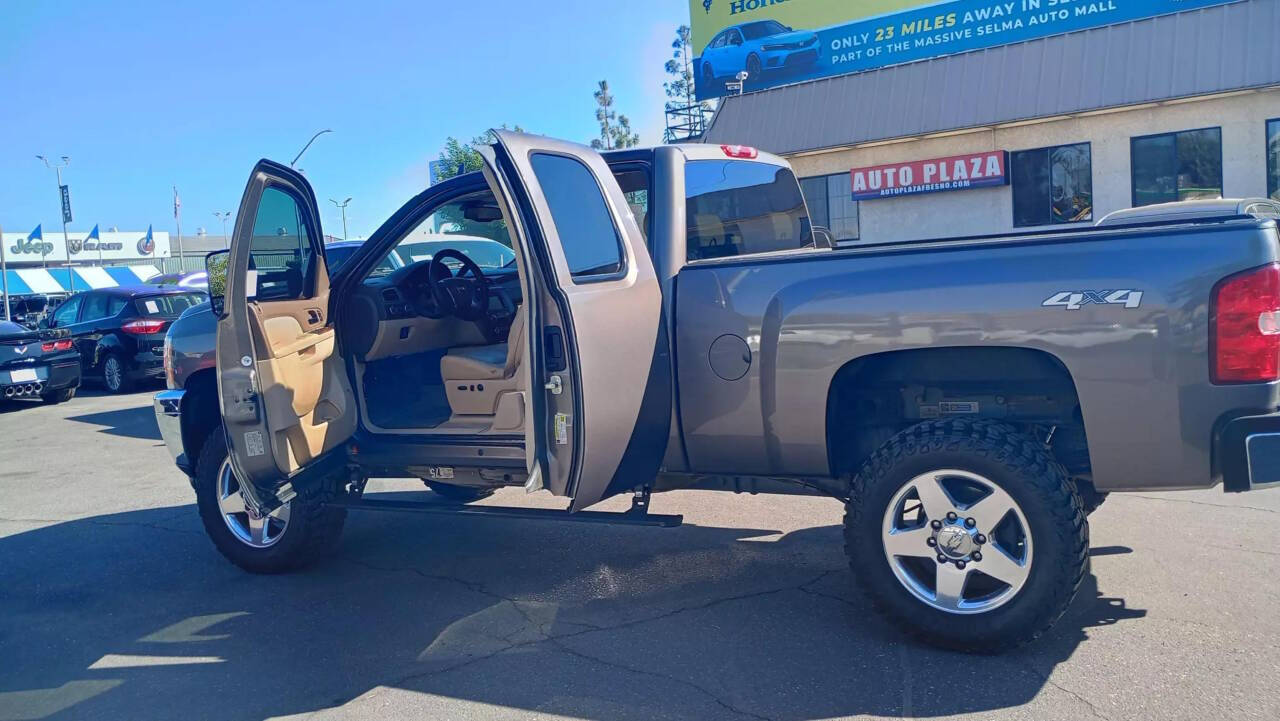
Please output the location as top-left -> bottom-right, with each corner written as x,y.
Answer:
786,88 -> 1280,244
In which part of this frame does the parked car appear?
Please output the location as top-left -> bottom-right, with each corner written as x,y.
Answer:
698,19 -> 819,86
4,293 -> 68,329
0,320 -> 81,404
45,286 -> 206,393
155,130 -> 1280,654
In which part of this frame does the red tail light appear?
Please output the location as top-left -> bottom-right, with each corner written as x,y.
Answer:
121,319 -> 166,336
41,339 -> 73,352
720,144 -> 759,159
1212,263 -> 1280,383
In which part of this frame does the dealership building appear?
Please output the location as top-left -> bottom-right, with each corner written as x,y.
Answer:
702,0 -> 1280,245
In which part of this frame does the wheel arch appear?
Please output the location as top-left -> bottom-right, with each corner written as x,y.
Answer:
825,346 -> 1092,487
181,367 -> 222,471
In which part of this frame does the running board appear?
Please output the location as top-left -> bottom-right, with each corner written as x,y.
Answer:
328,497 -> 683,527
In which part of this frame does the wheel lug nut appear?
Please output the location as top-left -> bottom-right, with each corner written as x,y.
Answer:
926,537 -> 937,547
964,517 -> 976,528
972,551 -> 983,562
946,511 -> 958,522
937,554 -> 948,564
955,560 -> 966,570
975,534 -> 986,544
930,520 -> 943,529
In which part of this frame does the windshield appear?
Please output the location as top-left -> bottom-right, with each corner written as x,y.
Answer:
741,20 -> 788,40
325,245 -> 361,271
133,293 -> 206,317
371,189 -> 516,278
394,239 -> 515,269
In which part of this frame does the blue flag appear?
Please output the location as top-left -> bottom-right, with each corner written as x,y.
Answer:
137,225 -> 155,255
28,224 -> 42,240
86,224 -> 100,242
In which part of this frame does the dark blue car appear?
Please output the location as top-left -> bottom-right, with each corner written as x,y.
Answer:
0,320 -> 81,404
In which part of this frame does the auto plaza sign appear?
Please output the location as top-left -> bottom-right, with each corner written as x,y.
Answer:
850,150 -> 1008,200
690,0 -> 1237,99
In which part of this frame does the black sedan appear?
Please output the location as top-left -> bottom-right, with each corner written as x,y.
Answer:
0,320 -> 82,404
44,286 -> 206,393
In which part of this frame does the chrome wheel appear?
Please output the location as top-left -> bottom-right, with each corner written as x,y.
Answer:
216,458 -> 290,548
103,356 -> 123,391
881,469 -> 1032,614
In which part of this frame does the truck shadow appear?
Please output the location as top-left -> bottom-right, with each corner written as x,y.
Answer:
0,497 -> 1144,721
63,404 -> 162,441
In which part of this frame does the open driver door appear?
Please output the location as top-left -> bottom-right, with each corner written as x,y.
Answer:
479,131 -> 672,511
211,160 -> 357,513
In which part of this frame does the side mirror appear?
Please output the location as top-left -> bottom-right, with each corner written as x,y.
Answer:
38,317 -> 51,329
205,249 -> 230,316
812,226 -> 836,249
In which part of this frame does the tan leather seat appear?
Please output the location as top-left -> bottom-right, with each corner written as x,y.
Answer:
440,312 -> 527,419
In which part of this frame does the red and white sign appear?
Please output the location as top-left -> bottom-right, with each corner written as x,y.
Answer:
850,150 -> 1008,201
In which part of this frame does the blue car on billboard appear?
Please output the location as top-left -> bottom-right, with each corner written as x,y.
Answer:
698,19 -> 819,89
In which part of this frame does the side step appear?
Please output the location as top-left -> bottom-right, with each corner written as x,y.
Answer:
328,496 -> 683,528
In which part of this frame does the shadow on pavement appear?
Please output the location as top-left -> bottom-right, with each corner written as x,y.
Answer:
64,404 -> 161,441
0,496 -> 1146,720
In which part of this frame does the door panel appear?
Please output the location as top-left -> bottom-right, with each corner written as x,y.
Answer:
217,160 -> 355,509
481,131 -> 671,511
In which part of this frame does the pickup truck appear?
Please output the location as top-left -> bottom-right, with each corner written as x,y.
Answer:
155,129 -> 1280,652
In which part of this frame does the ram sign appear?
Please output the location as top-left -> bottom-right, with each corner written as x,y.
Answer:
849,150 -> 1008,200
690,0 -> 1237,99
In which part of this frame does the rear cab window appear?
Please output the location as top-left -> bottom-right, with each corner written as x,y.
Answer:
133,293 -> 205,317
685,158 -> 812,261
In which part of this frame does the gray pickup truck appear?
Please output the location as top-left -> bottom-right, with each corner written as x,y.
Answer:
155,130 -> 1280,652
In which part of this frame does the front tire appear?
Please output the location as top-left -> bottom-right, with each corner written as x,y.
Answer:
101,353 -> 132,394
194,428 -> 346,574
844,419 -> 1087,653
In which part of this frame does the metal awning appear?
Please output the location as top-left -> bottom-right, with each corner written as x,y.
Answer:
1,264 -> 163,296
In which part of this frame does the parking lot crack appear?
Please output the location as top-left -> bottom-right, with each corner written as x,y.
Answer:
1027,667 -> 1109,721
338,556 -> 509,603
1120,495 -> 1278,515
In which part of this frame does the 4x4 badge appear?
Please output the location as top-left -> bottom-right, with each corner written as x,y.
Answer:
1042,290 -> 1143,311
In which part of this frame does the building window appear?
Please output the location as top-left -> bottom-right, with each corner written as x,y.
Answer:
1131,127 -> 1222,207
798,173 -> 860,241
1268,118 -> 1280,201
1011,143 -> 1093,227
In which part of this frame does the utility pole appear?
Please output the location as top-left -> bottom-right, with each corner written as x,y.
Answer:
291,129 -> 332,168
329,197 -> 351,240
213,211 -> 232,249
173,187 -> 183,271
35,155 -> 71,274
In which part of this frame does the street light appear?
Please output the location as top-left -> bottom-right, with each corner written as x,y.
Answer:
329,197 -> 351,240
35,155 -> 71,271
213,211 -> 232,248
291,129 -> 332,168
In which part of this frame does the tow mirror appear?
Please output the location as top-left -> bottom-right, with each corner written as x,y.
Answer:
205,250 -> 230,316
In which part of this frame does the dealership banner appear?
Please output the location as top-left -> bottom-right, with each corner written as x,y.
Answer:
691,0 -> 1237,99
850,150 -> 1008,200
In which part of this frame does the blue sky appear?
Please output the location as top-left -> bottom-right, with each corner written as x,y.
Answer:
1,0 -> 691,240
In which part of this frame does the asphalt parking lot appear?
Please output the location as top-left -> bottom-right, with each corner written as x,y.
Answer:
2,389 -> 1279,721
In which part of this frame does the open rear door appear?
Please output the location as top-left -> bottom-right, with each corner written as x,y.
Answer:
480,130 -> 671,511
214,160 -> 357,511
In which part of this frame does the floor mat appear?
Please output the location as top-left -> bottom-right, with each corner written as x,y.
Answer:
363,350 -> 452,429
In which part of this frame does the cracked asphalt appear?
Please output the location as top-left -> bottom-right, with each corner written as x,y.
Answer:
2,390 -> 1279,721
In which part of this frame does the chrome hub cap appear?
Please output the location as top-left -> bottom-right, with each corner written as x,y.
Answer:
216,458 -> 290,548
881,469 -> 1033,614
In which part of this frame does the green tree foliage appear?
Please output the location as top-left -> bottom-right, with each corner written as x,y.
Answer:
590,80 -> 640,150
664,25 -> 713,143
431,126 -> 523,239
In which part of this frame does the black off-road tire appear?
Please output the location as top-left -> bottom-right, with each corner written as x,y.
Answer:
42,387 -> 76,404
424,481 -> 496,503
1078,482 -> 1108,515
844,419 -> 1088,653
194,428 -> 346,574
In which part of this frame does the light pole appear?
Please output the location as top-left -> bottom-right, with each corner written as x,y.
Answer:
35,155 -> 71,272
291,129 -> 332,168
329,197 -> 351,240
213,211 -> 232,248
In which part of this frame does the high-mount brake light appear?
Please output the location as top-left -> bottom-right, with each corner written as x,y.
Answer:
720,144 -> 759,159
1211,263 -> 1280,383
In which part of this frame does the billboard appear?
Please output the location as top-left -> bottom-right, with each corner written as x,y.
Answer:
849,150 -> 1008,200
690,0 -> 1237,99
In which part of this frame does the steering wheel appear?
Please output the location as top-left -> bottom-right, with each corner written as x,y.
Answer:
428,249 -> 490,321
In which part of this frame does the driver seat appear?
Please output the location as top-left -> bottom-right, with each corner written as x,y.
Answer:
439,311 -> 527,425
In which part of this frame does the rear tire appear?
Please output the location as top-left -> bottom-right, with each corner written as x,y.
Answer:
101,353 -> 132,394
424,481 -> 495,503
194,428 -> 346,574
41,387 -> 76,404
844,419 -> 1088,653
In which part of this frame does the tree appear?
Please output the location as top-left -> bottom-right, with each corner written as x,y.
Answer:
663,25 -> 712,143
430,125 -> 523,239
590,80 -> 640,150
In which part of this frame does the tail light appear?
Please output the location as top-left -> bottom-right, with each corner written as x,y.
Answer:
720,144 -> 759,159
1211,263 -> 1280,383
41,339 -> 73,352
122,319 -> 166,336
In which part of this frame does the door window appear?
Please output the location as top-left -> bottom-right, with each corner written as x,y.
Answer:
249,186 -> 317,300
529,153 -> 624,279
611,166 -> 651,246
80,293 -> 111,322
52,295 -> 82,326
